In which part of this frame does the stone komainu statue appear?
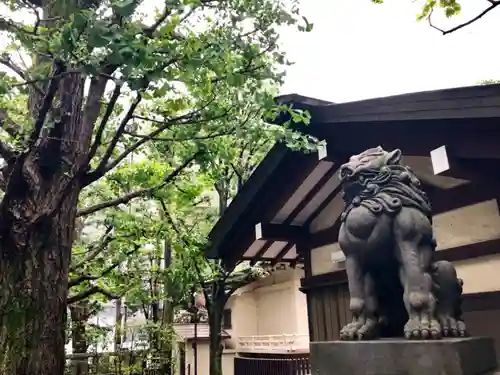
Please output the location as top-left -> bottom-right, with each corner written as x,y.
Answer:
337,146 -> 466,340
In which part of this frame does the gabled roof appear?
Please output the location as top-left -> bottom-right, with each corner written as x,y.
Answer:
173,324 -> 231,341
207,84 -> 500,263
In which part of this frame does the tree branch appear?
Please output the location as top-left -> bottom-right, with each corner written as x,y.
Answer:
87,82 -> 123,162
427,1 -> 500,35
28,61 -> 66,148
0,56 -> 45,96
85,93 -> 141,183
0,108 -> 22,137
0,15 -> 36,35
70,226 -> 115,272
83,97 -> 225,182
68,286 -> 120,304
69,245 -> 140,287
76,150 -> 202,217
0,140 -> 15,161
143,6 -> 172,37
123,128 -> 235,142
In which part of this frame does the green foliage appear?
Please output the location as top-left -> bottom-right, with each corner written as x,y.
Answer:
371,0 -> 462,20
479,79 -> 500,85
0,0 -> 318,371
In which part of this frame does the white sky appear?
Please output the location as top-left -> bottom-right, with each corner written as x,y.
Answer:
279,0 -> 500,103
1,0 -> 498,104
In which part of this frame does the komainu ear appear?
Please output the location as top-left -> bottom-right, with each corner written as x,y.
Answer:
387,149 -> 402,165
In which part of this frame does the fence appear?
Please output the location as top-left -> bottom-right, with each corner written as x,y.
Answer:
65,352 -> 169,375
238,334 -> 309,353
234,353 -> 310,375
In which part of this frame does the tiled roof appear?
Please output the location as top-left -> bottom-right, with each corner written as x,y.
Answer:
173,324 -> 231,341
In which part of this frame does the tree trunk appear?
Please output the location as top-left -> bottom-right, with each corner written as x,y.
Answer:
161,241 -> 174,375
0,63 -> 102,374
0,187 -> 80,375
114,298 -> 123,352
208,287 -> 225,375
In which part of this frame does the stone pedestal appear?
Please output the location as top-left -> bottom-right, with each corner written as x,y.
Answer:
310,337 -> 497,375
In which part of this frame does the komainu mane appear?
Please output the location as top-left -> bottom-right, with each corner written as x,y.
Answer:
337,146 -> 466,340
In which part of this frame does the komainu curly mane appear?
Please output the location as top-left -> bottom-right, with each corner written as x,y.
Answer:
340,147 -> 432,222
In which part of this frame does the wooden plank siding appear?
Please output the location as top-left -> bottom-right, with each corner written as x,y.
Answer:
306,282 -> 351,342
304,276 -> 500,343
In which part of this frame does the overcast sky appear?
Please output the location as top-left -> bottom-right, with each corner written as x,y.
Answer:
2,0 -> 498,104
279,0 -> 500,103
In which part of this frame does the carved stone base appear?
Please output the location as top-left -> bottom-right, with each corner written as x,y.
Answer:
310,337 -> 497,375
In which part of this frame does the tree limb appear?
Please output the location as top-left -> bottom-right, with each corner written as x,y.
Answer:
70,226 -> 115,271
87,82 -> 123,162
76,150 -> 202,217
0,56 -> 45,96
69,245 -> 140,287
28,61 -> 66,148
68,286 -> 120,304
0,15 -> 36,35
143,6 -> 172,37
427,1 -> 500,35
85,93 -> 141,183
0,140 -> 15,161
123,128 -> 235,142
0,108 -> 22,137
83,98 -> 225,182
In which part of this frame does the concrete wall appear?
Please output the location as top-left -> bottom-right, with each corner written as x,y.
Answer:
183,342 -> 235,375
175,268 -> 308,375
309,199 -> 500,294
225,267 -> 309,343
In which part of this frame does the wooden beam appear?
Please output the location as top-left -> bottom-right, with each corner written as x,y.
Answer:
430,181 -> 499,215
282,162 -> 338,225
462,291 -> 500,312
255,223 -> 308,243
313,85 -> 500,124
314,119 -> 500,159
270,243 -> 295,267
290,254 -> 303,268
300,269 -> 348,291
435,238 -> 500,263
220,152 -> 320,263
249,241 -> 274,266
304,183 -> 343,228
300,237 -> 500,291
310,218 -> 342,248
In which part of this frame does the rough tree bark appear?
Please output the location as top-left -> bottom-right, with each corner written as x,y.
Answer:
0,64 -> 107,374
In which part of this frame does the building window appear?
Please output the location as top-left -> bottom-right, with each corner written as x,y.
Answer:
222,309 -> 232,329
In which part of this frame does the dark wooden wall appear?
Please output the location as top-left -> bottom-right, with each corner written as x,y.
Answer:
305,282 -> 351,342
303,271 -> 500,348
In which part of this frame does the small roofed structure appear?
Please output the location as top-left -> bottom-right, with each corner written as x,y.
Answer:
206,83 -> 500,357
173,324 -> 231,342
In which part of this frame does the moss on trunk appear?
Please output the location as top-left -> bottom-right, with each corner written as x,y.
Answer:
0,189 -> 79,375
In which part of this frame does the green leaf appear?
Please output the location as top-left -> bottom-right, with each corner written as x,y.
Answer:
302,16 -> 314,32
88,30 -> 110,48
113,0 -> 137,17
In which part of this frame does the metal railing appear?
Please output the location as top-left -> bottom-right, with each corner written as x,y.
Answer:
234,353 -> 310,375
237,334 -> 309,353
